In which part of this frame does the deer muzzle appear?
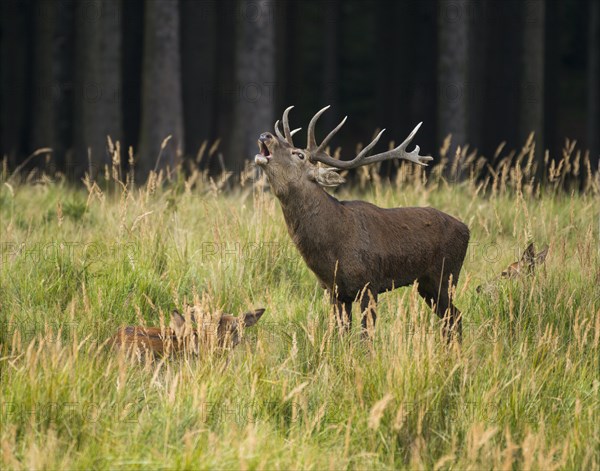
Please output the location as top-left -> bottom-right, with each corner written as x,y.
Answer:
255,134 -> 272,165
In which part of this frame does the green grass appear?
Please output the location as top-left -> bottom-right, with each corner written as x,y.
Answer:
1,150 -> 599,470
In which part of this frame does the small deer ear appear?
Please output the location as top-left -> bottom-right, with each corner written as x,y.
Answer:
188,307 -> 197,324
309,167 -> 345,188
240,308 -> 266,327
535,245 -> 549,264
170,310 -> 185,331
521,242 -> 536,264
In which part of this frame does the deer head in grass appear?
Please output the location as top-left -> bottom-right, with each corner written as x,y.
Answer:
476,242 -> 549,295
501,242 -> 549,279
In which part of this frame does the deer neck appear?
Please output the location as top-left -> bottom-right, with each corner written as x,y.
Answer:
278,182 -> 345,248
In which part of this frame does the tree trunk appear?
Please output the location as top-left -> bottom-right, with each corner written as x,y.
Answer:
281,0 -> 300,110
73,0 -> 122,179
30,0 -> 74,173
437,0 -> 469,167
1,0 -> 31,167
211,0 -> 237,174
137,0 -> 184,180
121,0 -> 144,169
468,0 -> 486,153
519,0 -> 545,158
376,0 -> 412,133
230,0 -> 276,174
53,0 -> 74,172
274,0 -> 288,113
587,0 -> 600,167
544,0 -> 559,158
30,0 -> 57,154
321,0 -> 340,132
409,0 -> 437,157
482,0 -> 522,158
375,0 -> 414,177
180,0 -> 217,160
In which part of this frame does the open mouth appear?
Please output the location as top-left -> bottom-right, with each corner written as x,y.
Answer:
259,141 -> 270,157
255,140 -> 271,165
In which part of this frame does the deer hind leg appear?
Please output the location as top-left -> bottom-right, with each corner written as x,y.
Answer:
359,290 -> 378,339
438,294 -> 462,344
417,280 -> 462,344
333,299 -> 353,332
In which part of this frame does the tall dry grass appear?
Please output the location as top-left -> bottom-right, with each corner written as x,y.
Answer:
0,136 -> 598,469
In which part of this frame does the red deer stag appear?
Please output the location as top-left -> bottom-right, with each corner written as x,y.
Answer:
255,106 -> 469,341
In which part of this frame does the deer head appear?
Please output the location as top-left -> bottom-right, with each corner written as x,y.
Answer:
255,105 -> 433,198
170,307 -> 266,349
501,242 -> 549,279
213,309 -> 265,348
477,242 -> 549,294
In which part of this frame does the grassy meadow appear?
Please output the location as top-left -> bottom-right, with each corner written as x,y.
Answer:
0,142 -> 599,470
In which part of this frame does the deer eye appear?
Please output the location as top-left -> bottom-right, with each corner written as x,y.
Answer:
295,152 -> 305,160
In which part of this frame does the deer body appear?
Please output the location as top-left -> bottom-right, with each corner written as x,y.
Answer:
111,325 -> 177,357
257,106 -> 469,340
110,308 -> 265,359
283,194 -> 469,300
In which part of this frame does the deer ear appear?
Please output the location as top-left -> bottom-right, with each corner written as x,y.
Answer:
521,242 -> 536,264
309,167 -> 345,188
170,310 -> 185,331
240,308 -> 265,327
188,307 -> 197,324
535,245 -> 549,264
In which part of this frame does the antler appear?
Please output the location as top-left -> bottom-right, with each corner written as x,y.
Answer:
274,106 -> 301,146
307,105 -> 348,154
306,106 -> 433,169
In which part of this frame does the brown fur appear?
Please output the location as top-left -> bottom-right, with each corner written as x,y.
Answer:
110,308 -> 265,359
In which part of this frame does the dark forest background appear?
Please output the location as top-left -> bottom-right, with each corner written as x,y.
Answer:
1,0 -> 598,181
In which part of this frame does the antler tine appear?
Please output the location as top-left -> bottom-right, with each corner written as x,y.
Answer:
397,122 -> 422,153
291,128 -> 302,136
307,105 -> 331,149
357,122 -> 433,167
282,106 -> 295,145
355,128 -> 386,160
389,122 -> 434,166
274,120 -> 286,141
309,121 -> 433,169
316,116 -> 348,154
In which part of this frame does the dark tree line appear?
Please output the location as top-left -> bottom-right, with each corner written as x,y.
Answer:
0,0 -> 598,182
